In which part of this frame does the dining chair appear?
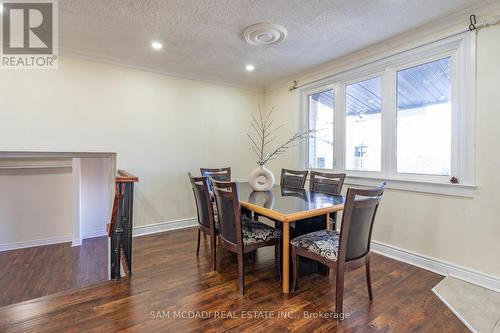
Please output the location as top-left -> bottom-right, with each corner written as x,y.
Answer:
188,173 -> 218,271
211,179 -> 281,294
309,171 -> 346,230
309,171 -> 346,195
290,185 -> 385,317
280,169 -> 309,189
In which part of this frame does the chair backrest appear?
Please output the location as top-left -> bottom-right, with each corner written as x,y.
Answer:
309,171 -> 346,195
211,180 -> 242,247
200,167 -> 231,182
201,167 -> 231,192
188,173 -> 216,231
338,185 -> 384,262
280,169 -> 308,189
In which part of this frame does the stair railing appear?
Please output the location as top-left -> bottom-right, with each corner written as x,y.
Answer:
108,170 -> 139,279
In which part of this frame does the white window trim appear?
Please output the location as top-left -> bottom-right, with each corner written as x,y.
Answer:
301,84 -> 335,170
299,32 -> 477,197
341,72 -> 384,175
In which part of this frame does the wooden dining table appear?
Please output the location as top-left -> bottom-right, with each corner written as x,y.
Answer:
238,182 -> 345,293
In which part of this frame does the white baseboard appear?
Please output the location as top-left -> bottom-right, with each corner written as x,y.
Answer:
71,238 -> 82,247
371,240 -> 500,293
0,235 -> 73,252
132,217 -> 197,237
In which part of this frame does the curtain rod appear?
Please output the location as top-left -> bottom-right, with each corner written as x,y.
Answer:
288,14 -> 500,92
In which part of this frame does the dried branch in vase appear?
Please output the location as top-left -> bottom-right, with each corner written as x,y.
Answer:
247,106 -> 315,166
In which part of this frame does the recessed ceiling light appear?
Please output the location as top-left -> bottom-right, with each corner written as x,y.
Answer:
246,64 -> 255,72
151,41 -> 163,50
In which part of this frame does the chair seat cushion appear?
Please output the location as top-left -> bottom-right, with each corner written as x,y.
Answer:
290,229 -> 340,261
242,217 -> 281,245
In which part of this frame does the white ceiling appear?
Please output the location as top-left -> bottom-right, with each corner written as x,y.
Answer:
59,0 -> 485,90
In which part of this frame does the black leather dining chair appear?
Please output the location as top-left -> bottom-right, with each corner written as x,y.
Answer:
211,179 -> 281,294
291,184 -> 385,317
188,173 -> 218,271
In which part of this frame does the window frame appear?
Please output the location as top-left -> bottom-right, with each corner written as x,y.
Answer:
342,72 -> 384,176
302,84 -> 335,170
300,32 -> 476,197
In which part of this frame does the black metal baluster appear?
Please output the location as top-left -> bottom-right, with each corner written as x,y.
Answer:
115,183 -> 124,278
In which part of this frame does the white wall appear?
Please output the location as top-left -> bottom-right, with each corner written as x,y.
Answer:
0,56 -> 263,233
0,168 -> 73,247
264,22 -> 500,279
80,157 -> 113,239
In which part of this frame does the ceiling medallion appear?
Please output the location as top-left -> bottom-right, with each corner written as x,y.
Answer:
243,23 -> 288,46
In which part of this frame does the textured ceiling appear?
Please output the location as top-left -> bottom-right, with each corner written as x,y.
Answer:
59,0 -> 484,90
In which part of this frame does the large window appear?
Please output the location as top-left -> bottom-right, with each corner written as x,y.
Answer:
308,89 -> 334,169
396,57 -> 451,176
345,77 -> 382,172
303,32 -> 476,193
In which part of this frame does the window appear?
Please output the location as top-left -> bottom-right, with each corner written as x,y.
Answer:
302,32 -> 476,195
308,89 -> 334,169
396,58 -> 451,176
345,77 -> 382,172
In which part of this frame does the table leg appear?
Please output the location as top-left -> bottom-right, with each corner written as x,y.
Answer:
282,222 -> 290,294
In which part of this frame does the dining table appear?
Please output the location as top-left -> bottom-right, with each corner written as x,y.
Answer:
237,182 -> 345,293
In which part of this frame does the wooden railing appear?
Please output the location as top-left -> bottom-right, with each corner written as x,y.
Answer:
108,170 -> 139,279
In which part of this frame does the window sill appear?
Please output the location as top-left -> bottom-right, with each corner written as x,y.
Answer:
344,175 -> 477,198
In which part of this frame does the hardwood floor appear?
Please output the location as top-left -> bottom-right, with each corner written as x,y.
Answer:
0,236 -> 108,307
0,228 -> 467,332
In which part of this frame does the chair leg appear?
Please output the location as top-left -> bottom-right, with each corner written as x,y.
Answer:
196,229 -> 201,256
274,242 -> 282,280
278,241 -> 282,280
366,260 -> 373,300
335,267 -> 345,318
291,246 -> 298,292
210,235 -> 217,271
250,250 -> 256,263
237,252 -> 245,295
217,241 -> 223,273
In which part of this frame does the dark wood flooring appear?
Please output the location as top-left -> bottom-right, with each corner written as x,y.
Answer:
0,237 -> 108,307
0,228 -> 467,332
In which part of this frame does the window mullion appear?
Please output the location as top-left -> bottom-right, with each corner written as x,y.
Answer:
334,82 -> 345,172
381,67 -> 396,177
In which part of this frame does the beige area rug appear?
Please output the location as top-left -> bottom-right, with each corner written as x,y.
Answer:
433,276 -> 500,333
